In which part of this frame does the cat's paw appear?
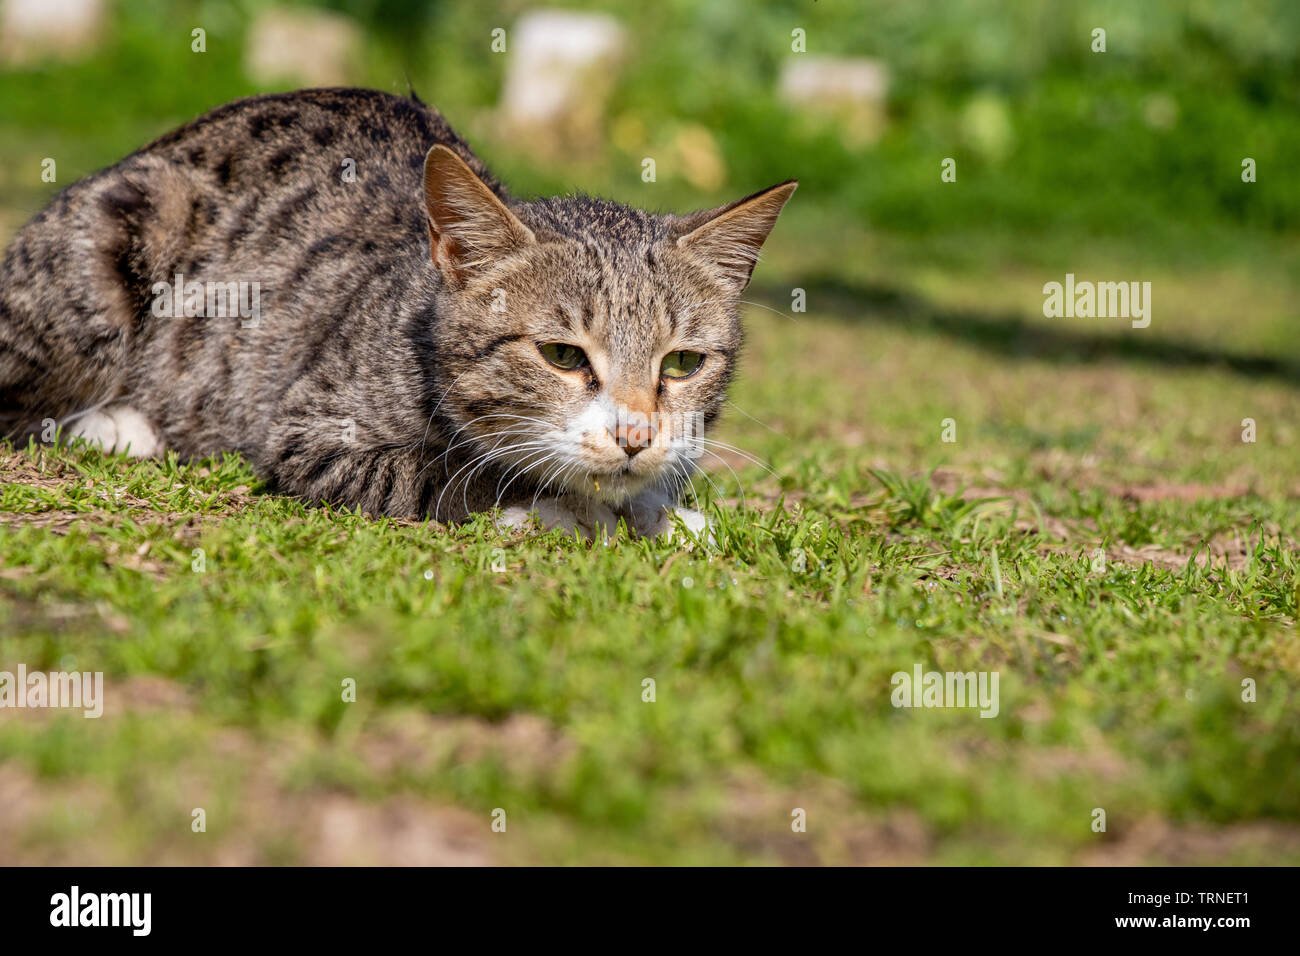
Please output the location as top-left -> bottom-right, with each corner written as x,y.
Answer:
656,505 -> 714,546
497,497 -> 621,541
622,491 -> 714,546
66,405 -> 164,459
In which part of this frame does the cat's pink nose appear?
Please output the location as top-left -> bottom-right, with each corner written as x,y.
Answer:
614,422 -> 653,456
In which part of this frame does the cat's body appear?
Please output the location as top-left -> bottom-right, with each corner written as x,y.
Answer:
0,88 -> 794,536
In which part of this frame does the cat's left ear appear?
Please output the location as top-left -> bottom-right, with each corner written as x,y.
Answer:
673,180 -> 797,295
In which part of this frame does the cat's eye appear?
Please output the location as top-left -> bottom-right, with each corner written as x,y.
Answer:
660,350 -> 705,380
539,342 -> 588,370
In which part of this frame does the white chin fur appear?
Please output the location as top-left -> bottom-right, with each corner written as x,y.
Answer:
560,469 -> 654,504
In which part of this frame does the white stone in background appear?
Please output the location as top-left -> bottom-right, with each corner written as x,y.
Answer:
245,7 -> 362,88
780,55 -> 889,104
498,10 -> 625,156
779,55 -> 891,147
0,0 -> 104,64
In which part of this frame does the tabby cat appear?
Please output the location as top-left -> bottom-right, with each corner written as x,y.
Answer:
0,88 -> 795,538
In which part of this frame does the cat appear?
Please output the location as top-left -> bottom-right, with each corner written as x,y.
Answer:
0,88 -> 795,539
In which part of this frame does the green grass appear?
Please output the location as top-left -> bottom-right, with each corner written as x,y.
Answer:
2,274 -> 1298,863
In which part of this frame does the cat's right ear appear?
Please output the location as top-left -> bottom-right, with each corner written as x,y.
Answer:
422,145 -> 535,285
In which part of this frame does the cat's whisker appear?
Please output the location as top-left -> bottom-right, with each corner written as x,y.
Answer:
674,296 -> 737,315
528,464 -> 569,514
541,456 -> 581,496
656,449 -> 701,505
661,460 -> 694,508
493,453 -> 538,504
675,296 -> 800,324
433,413 -> 549,466
418,368 -> 473,458
675,441 -> 753,510
460,437 -> 558,511
687,436 -> 783,480
416,430 -> 510,488
434,415 -> 555,476
669,463 -> 694,500
546,465 -> 584,514
678,453 -> 727,509
416,420 -> 542,485
531,459 -> 581,515
696,448 -> 747,510
494,447 -> 566,506
733,297 -> 801,324
490,446 -> 561,509
438,421 -> 571,521
725,399 -> 785,436
435,434 -> 545,519
436,413 -> 546,453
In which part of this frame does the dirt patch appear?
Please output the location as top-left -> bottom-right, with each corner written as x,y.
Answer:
0,759 -> 494,866
0,763 -> 120,865
357,710 -> 577,780
1079,816 -> 1300,866
707,770 -> 932,865
0,674 -> 190,725
112,675 -> 194,714
219,735 -> 494,866
1116,483 -> 1250,503
0,701 -> 578,865
294,795 -> 489,866
1021,744 -> 1131,781
1092,532 -> 1288,573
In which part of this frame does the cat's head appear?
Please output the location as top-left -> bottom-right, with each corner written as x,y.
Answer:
422,144 -> 795,508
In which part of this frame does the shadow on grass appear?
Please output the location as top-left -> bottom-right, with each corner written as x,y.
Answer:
758,274 -> 1300,388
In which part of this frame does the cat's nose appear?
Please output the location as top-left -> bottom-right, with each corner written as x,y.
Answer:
614,421 -> 654,456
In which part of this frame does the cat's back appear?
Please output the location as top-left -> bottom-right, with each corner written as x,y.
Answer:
4,87 -> 503,295
0,88 -> 491,446
133,87 -> 503,208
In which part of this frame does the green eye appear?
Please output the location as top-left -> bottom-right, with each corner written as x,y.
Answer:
660,350 -> 705,380
539,343 -> 588,370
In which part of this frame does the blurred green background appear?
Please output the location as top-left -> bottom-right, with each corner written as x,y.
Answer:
2,0 -> 1299,254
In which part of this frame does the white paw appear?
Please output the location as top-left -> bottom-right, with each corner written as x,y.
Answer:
657,505 -> 713,546
622,491 -> 714,545
667,505 -> 712,541
497,497 -> 621,540
66,405 -> 164,459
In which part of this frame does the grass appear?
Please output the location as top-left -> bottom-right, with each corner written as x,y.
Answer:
2,252 -> 1298,863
